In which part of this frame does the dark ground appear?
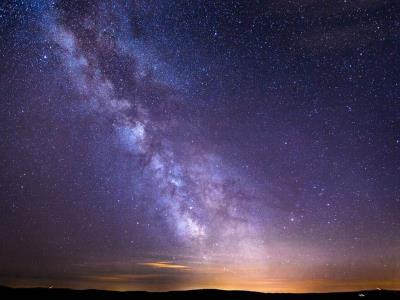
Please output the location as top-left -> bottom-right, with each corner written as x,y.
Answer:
0,286 -> 399,300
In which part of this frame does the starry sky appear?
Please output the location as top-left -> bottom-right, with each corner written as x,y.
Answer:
0,0 -> 399,293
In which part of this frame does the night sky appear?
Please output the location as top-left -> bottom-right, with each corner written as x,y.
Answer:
1,0 -> 400,293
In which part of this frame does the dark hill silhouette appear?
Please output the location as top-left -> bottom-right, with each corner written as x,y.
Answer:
0,285 -> 399,299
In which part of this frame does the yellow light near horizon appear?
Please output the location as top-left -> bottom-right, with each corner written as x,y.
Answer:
138,261 -> 190,269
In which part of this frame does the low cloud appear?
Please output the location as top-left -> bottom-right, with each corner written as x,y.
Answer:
138,262 -> 190,270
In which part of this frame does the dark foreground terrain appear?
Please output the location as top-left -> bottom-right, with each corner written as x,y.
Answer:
1,286 -> 399,300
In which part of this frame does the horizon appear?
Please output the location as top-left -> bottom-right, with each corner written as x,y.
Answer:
1,0 -> 399,294
1,284 -> 398,294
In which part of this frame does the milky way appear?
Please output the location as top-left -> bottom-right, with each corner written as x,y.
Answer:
45,3 -> 266,263
1,0 -> 399,293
